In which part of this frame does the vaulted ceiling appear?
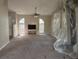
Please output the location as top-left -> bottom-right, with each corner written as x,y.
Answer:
8,0 -> 63,15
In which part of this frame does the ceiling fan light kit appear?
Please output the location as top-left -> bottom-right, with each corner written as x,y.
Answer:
34,7 -> 40,18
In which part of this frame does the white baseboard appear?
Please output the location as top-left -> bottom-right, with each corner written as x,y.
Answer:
0,41 -> 9,51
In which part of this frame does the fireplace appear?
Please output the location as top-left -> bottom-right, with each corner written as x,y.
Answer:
28,24 -> 36,34
28,24 -> 36,29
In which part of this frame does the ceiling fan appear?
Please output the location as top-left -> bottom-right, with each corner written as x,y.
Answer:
33,7 -> 40,18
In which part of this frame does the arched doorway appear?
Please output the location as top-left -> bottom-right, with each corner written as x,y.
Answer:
19,18 -> 25,36
39,18 -> 44,34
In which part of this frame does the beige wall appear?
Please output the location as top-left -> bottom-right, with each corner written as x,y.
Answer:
0,0 -> 9,49
17,15 -> 51,35
25,15 -> 51,34
40,15 -> 51,34
25,15 -> 39,34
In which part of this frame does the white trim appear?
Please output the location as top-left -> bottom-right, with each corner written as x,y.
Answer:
0,41 -> 9,51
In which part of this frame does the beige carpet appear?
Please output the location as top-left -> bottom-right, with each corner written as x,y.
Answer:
0,35 -> 71,59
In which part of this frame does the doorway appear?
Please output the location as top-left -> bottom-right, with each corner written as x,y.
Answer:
19,17 -> 25,36
39,18 -> 44,34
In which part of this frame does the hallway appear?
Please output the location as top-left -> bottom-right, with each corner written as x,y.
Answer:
0,35 -> 71,59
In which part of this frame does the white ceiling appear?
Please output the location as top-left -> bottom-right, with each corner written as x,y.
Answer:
8,0 -> 63,15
